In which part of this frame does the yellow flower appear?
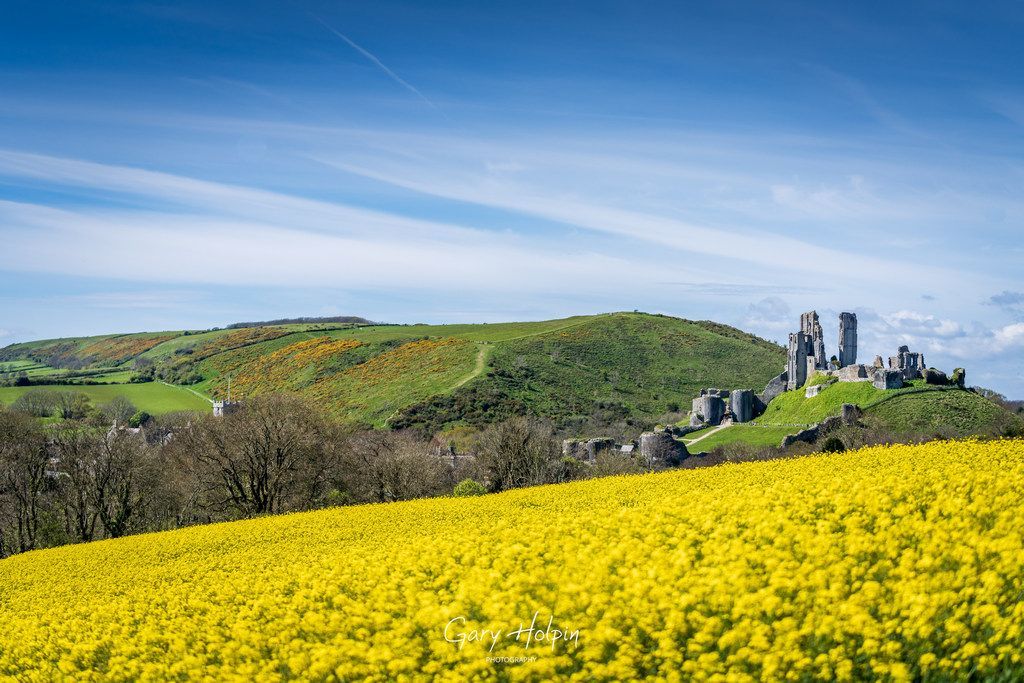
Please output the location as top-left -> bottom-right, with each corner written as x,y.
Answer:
1,439 -> 1023,680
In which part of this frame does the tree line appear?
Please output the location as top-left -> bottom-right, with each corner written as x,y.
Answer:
0,395 -> 641,558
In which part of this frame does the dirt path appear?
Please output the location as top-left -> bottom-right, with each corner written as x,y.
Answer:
161,381 -> 213,405
453,343 -> 490,389
683,422 -> 731,445
497,316 -> 602,343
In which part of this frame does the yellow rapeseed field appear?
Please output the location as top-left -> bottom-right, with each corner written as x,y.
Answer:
2,439 -> 1023,681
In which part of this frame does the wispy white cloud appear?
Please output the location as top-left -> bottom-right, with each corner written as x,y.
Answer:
853,308 -> 1024,369
0,199 -> 670,292
57,291 -> 203,309
0,149 -> 473,242
310,154 -> 965,291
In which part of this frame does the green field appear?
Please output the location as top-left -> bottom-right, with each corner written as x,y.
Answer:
0,360 -> 60,377
686,424 -> 799,453
0,383 -> 211,415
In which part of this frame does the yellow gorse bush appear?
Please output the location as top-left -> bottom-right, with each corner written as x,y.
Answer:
78,335 -> 176,364
232,337 -> 363,394
335,338 -> 472,389
2,439 -> 1023,681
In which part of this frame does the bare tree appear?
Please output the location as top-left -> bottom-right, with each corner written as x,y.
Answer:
173,395 -> 333,517
10,390 -> 56,418
53,391 -> 91,420
343,430 -> 449,503
51,426 -> 100,543
0,408 -> 50,553
101,396 -> 138,425
475,417 -> 560,492
92,429 -> 154,538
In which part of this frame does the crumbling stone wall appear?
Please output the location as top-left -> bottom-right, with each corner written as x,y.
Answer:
761,371 -> 788,405
787,332 -> 809,390
697,393 -> 726,426
873,368 -> 904,390
889,346 -> 925,380
780,416 -> 842,448
837,364 -> 869,382
801,311 -> 827,370
639,429 -> 689,469
730,389 -> 754,423
561,437 -> 619,463
838,312 -> 857,367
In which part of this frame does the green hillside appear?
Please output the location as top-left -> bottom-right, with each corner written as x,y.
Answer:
389,313 -> 784,431
686,379 -> 1022,454
0,313 -> 785,429
864,389 -> 1021,435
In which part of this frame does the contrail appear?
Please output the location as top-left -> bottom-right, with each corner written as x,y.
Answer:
310,14 -> 441,112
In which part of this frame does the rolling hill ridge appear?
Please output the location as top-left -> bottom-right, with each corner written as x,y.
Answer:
0,313 -> 785,429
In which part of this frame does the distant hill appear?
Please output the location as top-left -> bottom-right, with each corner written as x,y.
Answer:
0,312 -> 785,430
226,316 -> 376,329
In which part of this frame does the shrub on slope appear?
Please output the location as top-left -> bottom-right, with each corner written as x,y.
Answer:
2,439 -> 1022,680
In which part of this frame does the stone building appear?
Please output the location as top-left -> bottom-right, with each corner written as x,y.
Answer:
787,309 -> 858,388
639,429 -> 689,469
730,389 -> 754,423
690,389 -> 727,426
212,400 -> 242,417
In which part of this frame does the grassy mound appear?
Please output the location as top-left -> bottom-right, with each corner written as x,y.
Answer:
2,439 -> 1022,680
687,380 -> 1019,453
757,380 -> 888,425
866,389 -> 1023,436
197,313 -> 782,428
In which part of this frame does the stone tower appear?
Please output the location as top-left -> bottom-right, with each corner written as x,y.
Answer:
787,332 -> 809,390
838,312 -> 857,368
800,311 -> 827,370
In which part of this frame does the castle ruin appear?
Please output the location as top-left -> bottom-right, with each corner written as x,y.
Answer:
568,306 -> 968,466
789,310 -> 859,384
686,307 -> 952,431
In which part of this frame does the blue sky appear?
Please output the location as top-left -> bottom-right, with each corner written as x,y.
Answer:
1,1 -> 1023,395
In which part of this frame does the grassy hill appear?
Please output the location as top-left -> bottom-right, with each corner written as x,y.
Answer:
685,378 -> 1022,454
0,313 -> 785,429
864,388 -> 1021,434
2,439 -> 1022,680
